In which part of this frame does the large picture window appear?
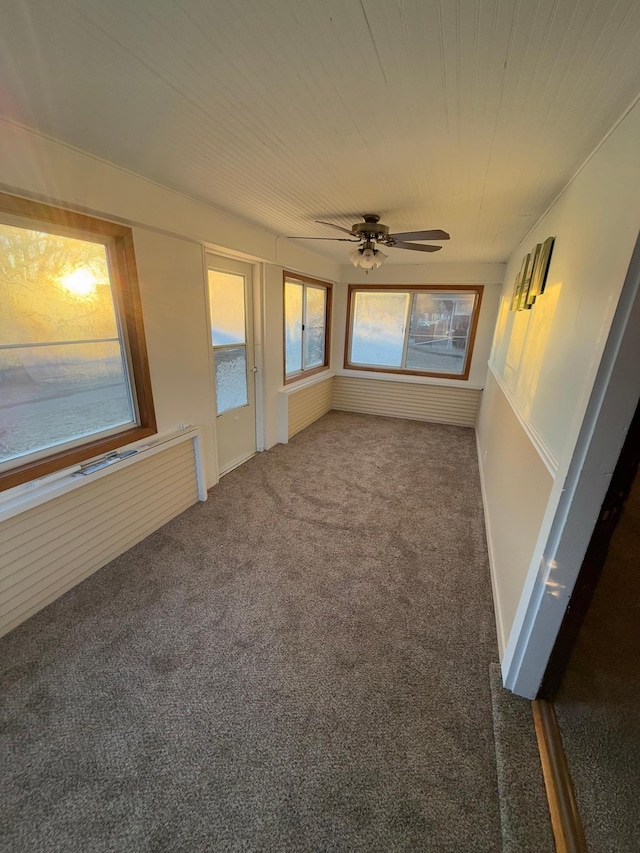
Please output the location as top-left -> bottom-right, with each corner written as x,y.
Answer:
284,272 -> 331,383
345,285 -> 483,380
0,193 -> 156,491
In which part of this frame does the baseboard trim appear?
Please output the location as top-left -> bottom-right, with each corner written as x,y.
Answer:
532,699 -> 587,853
475,427 -> 507,658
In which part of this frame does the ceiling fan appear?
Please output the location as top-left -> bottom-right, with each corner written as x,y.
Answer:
290,214 -> 450,270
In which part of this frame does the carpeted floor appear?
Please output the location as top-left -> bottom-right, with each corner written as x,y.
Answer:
1,412 -> 503,851
555,473 -> 640,851
489,665 -> 554,853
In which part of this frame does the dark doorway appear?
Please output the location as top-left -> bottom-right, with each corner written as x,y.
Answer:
540,397 -> 640,700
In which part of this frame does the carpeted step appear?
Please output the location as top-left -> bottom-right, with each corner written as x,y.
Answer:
489,663 -> 555,852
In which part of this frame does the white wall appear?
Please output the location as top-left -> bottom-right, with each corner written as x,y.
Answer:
264,264 -> 288,450
264,264 -> 339,448
476,372 -> 553,655
489,102 -> 640,464
509,240 -> 640,696
131,230 -> 217,479
477,98 -> 640,688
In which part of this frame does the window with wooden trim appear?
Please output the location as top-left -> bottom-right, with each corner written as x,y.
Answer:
0,192 -> 156,492
345,284 -> 483,380
283,272 -> 332,383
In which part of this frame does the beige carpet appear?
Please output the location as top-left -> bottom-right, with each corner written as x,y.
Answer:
2,412 -> 503,851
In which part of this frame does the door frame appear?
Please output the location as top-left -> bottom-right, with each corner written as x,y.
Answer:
538,398 -> 640,698
204,251 -> 266,481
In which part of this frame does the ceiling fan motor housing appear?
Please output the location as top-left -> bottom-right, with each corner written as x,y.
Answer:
351,214 -> 391,243
307,214 -> 447,254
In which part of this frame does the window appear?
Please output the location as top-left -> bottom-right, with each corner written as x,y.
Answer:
0,192 -> 156,492
283,272 -> 332,383
208,267 -> 249,414
345,285 -> 483,380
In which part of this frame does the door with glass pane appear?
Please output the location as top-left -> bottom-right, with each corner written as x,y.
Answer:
207,257 -> 256,475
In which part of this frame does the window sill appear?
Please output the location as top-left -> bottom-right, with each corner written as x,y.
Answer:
281,368 -> 334,393
0,427 -> 207,523
336,368 -> 484,391
0,425 -> 157,493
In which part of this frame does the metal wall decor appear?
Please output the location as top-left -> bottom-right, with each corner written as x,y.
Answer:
510,236 -> 555,311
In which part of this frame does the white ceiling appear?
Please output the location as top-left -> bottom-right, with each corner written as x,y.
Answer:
2,0 -> 640,264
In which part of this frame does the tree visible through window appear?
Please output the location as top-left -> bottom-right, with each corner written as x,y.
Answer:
0,193 -> 156,491
345,285 -> 483,379
284,273 -> 331,382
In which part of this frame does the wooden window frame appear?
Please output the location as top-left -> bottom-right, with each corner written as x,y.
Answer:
283,271 -> 332,385
344,284 -> 484,381
0,192 -> 157,492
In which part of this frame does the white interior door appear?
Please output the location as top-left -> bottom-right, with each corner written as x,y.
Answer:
207,256 -> 257,475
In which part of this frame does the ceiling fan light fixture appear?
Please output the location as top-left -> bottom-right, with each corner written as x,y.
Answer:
372,248 -> 388,268
349,246 -> 363,267
349,245 -> 388,271
359,247 -> 377,269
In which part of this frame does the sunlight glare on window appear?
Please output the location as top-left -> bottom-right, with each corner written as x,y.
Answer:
284,280 -> 303,374
208,271 -> 246,346
304,285 -> 326,368
283,274 -> 331,381
208,270 -> 249,415
0,222 -> 134,464
60,268 -> 98,298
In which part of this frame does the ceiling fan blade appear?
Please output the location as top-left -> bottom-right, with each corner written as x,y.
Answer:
315,220 -> 354,235
389,229 -> 450,241
393,241 -> 443,252
289,236 -> 357,241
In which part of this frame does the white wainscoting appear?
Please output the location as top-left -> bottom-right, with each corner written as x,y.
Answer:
332,376 -> 482,427
0,431 -> 204,638
475,372 -> 554,656
288,375 -> 334,439
277,374 -> 334,441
